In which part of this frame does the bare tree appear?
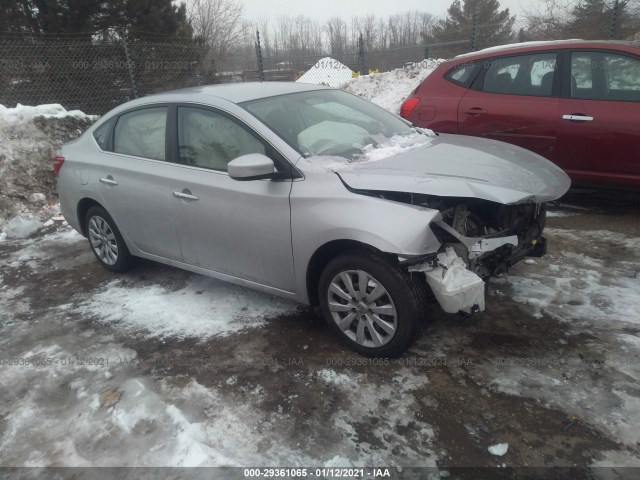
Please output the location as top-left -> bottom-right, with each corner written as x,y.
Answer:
187,0 -> 244,59
521,0 -> 574,40
327,16 -> 348,55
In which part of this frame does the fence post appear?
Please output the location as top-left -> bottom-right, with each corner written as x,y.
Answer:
358,33 -> 366,75
609,0 -> 619,39
471,12 -> 478,51
424,46 -> 430,60
122,37 -> 138,99
255,30 -> 265,81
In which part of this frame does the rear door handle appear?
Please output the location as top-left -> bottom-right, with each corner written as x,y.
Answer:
173,190 -> 199,201
99,176 -> 118,186
562,114 -> 594,122
464,107 -> 487,115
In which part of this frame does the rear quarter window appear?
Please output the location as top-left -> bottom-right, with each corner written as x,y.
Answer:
445,63 -> 481,87
92,117 -> 115,151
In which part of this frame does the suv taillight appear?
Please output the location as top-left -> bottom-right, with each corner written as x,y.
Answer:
53,155 -> 65,177
400,97 -> 420,118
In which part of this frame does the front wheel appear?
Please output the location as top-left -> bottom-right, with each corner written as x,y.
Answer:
318,251 -> 425,357
85,206 -> 134,273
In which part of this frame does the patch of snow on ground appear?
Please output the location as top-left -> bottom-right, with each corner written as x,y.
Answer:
342,60 -> 445,114
314,368 -> 437,466
481,226 -> 640,445
73,276 -> 298,340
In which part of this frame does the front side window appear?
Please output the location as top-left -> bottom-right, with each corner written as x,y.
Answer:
113,107 -> 167,161
178,107 -> 266,172
571,51 -> 640,101
482,53 -> 557,96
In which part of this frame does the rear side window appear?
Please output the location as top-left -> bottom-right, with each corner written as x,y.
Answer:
482,53 -> 557,97
113,107 -> 167,161
93,118 -> 115,150
445,63 -> 481,87
571,51 -> 640,102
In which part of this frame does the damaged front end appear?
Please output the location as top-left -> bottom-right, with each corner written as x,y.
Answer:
386,193 -> 547,315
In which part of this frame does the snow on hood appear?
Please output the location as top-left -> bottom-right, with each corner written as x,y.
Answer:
298,133 -> 571,205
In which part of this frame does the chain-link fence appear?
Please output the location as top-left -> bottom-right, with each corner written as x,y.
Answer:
0,36 -> 217,115
2,1 -> 639,115
257,40 -> 471,85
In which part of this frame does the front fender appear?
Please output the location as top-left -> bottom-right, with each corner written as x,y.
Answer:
290,171 -> 441,302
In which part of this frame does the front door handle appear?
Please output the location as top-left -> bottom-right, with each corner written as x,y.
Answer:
562,114 -> 594,122
99,176 -> 118,186
464,107 -> 487,115
173,190 -> 199,201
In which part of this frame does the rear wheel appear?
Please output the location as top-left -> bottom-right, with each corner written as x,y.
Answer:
85,206 -> 134,272
318,251 -> 425,357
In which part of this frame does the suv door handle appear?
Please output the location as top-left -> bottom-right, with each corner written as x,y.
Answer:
173,190 -> 199,201
562,114 -> 594,122
464,107 -> 487,115
99,176 -> 118,186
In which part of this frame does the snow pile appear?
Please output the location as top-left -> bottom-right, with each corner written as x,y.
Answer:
297,57 -> 353,88
342,59 -> 445,114
0,103 -> 90,121
3,216 -> 43,239
0,103 -> 96,229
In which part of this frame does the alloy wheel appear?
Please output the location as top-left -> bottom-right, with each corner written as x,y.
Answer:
327,269 -> 398,348
88,215 -> 119,266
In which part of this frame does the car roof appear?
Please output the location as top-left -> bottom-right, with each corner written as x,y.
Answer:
147,81 -> 333,104
453,39 -> 640,61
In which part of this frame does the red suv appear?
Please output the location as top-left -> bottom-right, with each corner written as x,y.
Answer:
400,40 -> 640,188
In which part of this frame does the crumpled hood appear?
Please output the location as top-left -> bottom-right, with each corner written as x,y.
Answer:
335,133 -> 571,205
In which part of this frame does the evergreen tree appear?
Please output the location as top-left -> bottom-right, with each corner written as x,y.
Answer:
0,0 -> 192,38
426,0 -> 516,51
568,0 -> 639,39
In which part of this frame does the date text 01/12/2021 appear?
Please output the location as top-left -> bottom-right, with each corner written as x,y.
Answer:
243,468 -> 392,477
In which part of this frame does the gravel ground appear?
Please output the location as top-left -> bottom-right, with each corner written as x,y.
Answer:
1,189 -> 639,478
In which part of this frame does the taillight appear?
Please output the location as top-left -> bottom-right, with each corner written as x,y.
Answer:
400,97 -> 420,118
53,155 -> 65,177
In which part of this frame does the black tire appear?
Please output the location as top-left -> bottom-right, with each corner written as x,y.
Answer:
318,250 -> 426,357
85,206 -> 134,273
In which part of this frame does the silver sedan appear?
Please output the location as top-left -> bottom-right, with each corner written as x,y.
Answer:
57,82 -> 570,357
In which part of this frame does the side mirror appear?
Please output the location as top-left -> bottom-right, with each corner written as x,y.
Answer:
228,154 -> 276,181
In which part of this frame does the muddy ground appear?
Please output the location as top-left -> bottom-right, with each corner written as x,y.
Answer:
0,189 -> 639,478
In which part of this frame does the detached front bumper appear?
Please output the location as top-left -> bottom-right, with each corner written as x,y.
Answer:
409,225 -> 547,315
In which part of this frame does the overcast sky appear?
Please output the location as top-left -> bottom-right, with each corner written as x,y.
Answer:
240,0 -> 529,23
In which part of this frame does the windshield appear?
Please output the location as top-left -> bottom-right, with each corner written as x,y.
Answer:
241,89 -> 415,158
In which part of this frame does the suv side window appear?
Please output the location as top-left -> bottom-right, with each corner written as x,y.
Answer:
113,107 -> 167,161
482,53 -> 557,96
571,51 -> 640,102
93,117 -> 115,150
178,107 -> 266,172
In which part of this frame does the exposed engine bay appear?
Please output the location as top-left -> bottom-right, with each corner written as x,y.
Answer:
354,190 -> 548,314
